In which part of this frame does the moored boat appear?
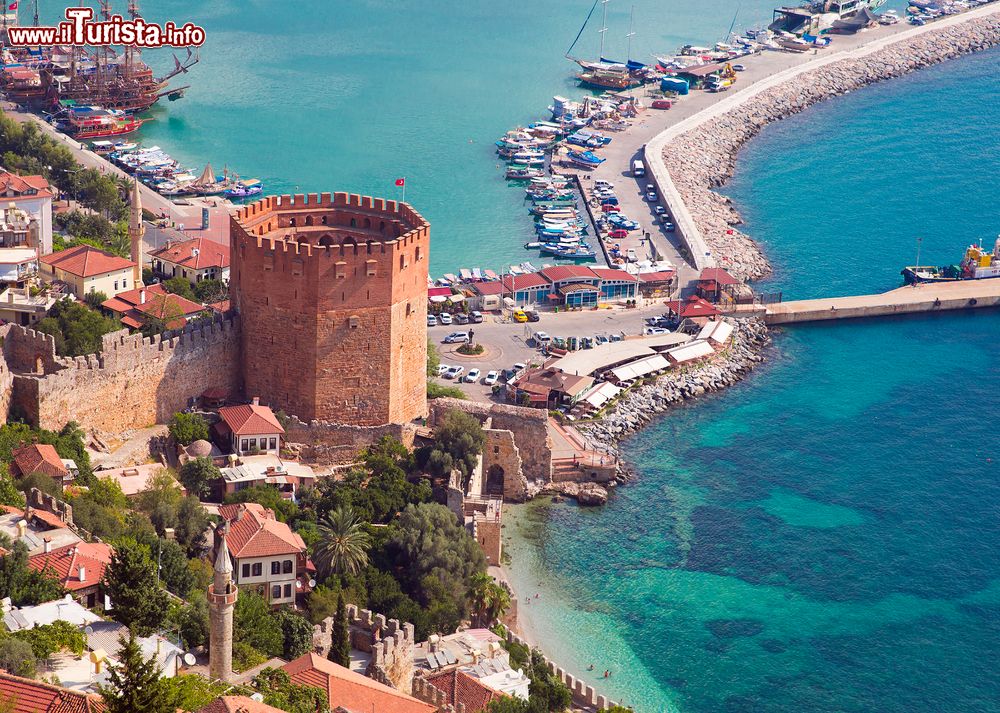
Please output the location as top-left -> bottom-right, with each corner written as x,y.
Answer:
902,239 -> 1000,284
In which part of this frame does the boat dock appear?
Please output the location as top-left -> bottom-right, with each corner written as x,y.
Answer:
764,280 -> 1000,325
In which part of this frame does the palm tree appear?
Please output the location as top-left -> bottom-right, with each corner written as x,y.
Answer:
468,573 -> 511,628
314,506 -> 371,578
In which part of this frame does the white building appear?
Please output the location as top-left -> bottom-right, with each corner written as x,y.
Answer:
0,171 -> 53,256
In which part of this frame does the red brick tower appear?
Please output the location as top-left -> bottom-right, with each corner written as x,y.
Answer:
230,192 -> 429,426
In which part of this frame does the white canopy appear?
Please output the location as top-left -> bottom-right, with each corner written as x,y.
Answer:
609,354 -> 669,382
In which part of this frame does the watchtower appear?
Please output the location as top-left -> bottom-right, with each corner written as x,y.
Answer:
230,192 -> 429,426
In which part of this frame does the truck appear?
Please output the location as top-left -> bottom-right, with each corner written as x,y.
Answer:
631,158 -> 646,177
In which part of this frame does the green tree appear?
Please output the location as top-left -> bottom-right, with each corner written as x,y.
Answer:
314,506 -> 371,579
168,412 -> 209,446
174,591 -> 210,649
385,503 -> 486,634
0,638 -> 37,678
426,410 -> 485,490
174,495 -> 210,555
277,608 -> 314,660
161,276 -> 195,300
224,484 -> 299,523
426,339 -> 440,377
0,465 -> 24,508
97,631 -> 177,713
16,471 -> 61,497
328,591 -> 350,667
252,667 -> 330,713
468,572 -> 511,629
104,538 -> 170,636
11,619 -> 86,659
526,648 -> 573,713
234,590 -> 283,659
178,457 -> 219,500
193,278 -> 228,304
34,298 -> 121,356
133,530 -> 195,596
83,291 -> 108,308
69,478 -> 128,540
0,541 -> 65,606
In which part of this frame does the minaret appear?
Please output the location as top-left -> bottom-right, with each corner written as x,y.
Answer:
208,524 -> 237,682
129,178 -> 144,288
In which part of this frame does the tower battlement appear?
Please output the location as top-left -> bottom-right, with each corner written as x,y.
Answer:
231,190 -> 429,426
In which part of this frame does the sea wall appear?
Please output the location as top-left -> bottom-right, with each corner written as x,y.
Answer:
648,7 -> 1000,281
578,319 -> 770,459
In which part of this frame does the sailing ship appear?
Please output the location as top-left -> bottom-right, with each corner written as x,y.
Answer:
566,0 -> 645,90
769,0 -> 887,35
51,105 -> 145,139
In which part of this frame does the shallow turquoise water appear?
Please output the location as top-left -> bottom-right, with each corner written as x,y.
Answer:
506,48 -> 1000,712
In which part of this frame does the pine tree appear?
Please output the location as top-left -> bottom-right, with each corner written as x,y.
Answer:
103,538 -> 170,636
97,630 -> 176,713
328,592 -> 351,667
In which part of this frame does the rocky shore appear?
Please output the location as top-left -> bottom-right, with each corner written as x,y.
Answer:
663,11 -> 1000,282
578,318 -> 770,464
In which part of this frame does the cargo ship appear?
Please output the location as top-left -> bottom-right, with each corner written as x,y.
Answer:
902,239 -> 1000,284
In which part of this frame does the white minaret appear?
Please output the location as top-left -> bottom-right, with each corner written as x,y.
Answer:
129,178 -> 145,288
208,524 -> 237,682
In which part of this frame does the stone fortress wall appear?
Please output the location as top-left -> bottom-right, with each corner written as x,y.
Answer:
0,319 -> 241,435
231,192 -> 430,427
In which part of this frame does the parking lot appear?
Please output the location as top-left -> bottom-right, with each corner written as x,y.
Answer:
428,303 -> 668,399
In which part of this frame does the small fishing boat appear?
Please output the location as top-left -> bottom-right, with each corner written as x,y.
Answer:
902,239 -> 1000,284
225,178 -> 263,199
506,167 -> 545,180
483,269 -> 499,280
567,150 -> 606,169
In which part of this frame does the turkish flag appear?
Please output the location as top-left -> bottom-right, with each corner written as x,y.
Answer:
9,1 -> 18,9
395,178 -> 405,187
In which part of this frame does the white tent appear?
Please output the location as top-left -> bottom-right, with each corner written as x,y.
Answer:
609,354 -> 669,382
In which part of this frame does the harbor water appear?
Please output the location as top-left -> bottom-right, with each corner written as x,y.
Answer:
505,47 -> 1000,712
49,1 -> 999,710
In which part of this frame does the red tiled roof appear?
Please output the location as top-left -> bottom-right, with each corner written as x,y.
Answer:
699,267 -> 739,286
28,542 -> 111,591
638,270 -> 676,283
101,284 -> 204,331
427,286 -> 453,298
540,265 -> 599,283
208,300 -> 231,314
0,171 -> 53,200
149,237 -> 230,270
10,444 -> 68,480
220,503 -> 305,559
283,654 -> 436,713
195,696 -> 286,713
0,672 -> 104,712
503,273 -> 550,291
666,295 -> 721,318
218,403 -> 285,436
39,245 -> 135,278
591,268 -> 639,282
425,669 -> 505,713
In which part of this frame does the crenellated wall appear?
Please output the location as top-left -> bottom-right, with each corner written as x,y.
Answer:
314,604 -> 416,692
2,318 -> 241,435
231,191 -> 429,427
281,415 -> 415,463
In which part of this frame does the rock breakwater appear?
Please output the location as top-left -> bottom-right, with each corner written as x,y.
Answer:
663,12 -> 1000,282
578,318 -> 770,463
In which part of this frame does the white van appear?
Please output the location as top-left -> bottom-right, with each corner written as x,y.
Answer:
632,159 -> 646,177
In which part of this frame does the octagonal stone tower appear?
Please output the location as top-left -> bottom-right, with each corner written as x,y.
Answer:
230,192 -> 429,426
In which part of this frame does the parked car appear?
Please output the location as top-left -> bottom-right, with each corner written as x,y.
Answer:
663,221 -> 676,232
526,310 -> 540,323
427,314 -> 438,327
435,364 -> 450,377
733,63 -> 746,71
533,331 -> 551,346
609,334 -> 624,342
443,331 -> 470,344
609,229 -> 630,239
552,336 -> 567,349
439,312 -> 453,325
464,368 -> 481,383
646,184 -> 656,193
646,191 -> 658,202
626,248 -> 638,262
594,335 -> 609,345
581,336 -> 593,349
469,311 -> 484,323
504,363 -> 527,382
601,203 -> 621,213
513,310 -> 528,323
654,205 -> 667,215
444,365 -> 465,379
644,326 -> 669,335
484,370 -> 500,386
594,180 -> 614,189
453,313 -> 469,324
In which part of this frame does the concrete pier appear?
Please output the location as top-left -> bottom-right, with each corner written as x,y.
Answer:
765,280 -> 1000,325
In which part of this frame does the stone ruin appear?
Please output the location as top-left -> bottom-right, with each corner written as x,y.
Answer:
313,604 -> 415,692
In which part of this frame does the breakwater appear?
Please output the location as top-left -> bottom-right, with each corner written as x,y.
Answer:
651,6 -> 1000,281
578,318 -> 770,460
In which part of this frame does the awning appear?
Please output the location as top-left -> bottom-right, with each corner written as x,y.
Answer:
430,295 -> 448,303
448,294 -> 465,303
609,354 -> 669,382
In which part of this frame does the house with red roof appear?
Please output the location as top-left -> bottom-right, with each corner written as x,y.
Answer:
665,295 -> 722,322
100,283 -> 205,331
697,267 -> 741,303
423,668 -> 506,713
282,653 -> 436,713
28,542 -> 112,608
0,671 -> 104,713
149,237 -> 230,286
215,398 -> 285,456
9,443 -> 74,485
219,502 -> 312,606
195,696 -> 286,713
39,245 -> 136,299
0,170 -> 54,255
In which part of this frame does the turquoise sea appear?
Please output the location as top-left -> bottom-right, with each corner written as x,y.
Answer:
42,2 -> 999,710
505,48 -> 1000,713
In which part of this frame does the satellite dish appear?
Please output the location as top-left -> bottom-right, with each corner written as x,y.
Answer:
84,625 -> 94,635
308,579 -> 317,588
183,653 -> 196,666
250,693 -> 264,702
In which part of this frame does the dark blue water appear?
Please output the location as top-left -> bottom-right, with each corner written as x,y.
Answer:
507,47 -> 1000,713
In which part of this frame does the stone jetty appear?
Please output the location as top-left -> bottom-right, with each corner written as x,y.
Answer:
660,10 -> 1000,282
